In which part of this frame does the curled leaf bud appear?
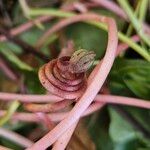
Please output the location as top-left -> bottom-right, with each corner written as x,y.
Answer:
69,49 -> 96,73
39,50 -> 95,99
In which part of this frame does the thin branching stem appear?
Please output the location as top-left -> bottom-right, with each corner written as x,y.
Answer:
0,128 -> 33,148
117,0 -> 150,47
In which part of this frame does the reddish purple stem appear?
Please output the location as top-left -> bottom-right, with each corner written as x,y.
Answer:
0,128 -> 33,148
0,16 -> 51,42
91,0 -> 150,34
0,57 -> 18,81
27,13 -> 118,150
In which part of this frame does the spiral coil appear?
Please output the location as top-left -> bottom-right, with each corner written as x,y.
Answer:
39,56 -> 87,99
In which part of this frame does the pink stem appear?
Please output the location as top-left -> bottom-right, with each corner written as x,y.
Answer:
91,0 -> 150,34
95,95 -> 150,109
0,2 -> 88,43
27,13 -> 118,150
91,0 -> 127,20
0,3 -> 78,42
0,10 -> 69,43
0,0 -> 149,43
0,58 -> 17,81
73,2 -> 88,13
0,111 -> 66,123
0,33 -> 140,106
52,74 -> 150,149
61,1 -> 95,12
0,128 -> 33,148
0,2 -> 148,149
52,121 -> 78,150
0,92 -> 149,109
27,44 -> 74,132
0,16 -> 51,42
35,13 -> 107,48
0,102 -> 104,123
58,40 -> 75,57
52,38 -> 77,150
36,112 -> 55,130
24,100 -> 72,113
36,11 -> 144,50
116,35 -> 140,55
52,102 -> 105,149
0,28 -> 148,148
0,93 -> 149,123
0,92 -> 63,102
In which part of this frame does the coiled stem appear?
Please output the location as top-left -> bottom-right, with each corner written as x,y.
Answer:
39,50 -> 95,99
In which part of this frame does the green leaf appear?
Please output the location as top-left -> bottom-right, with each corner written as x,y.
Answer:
87,107 -> 150,150
112,139 -> 142,150
65,22 -> 107,58
0,46 -> 33,71
109,58 -> 150,99
137,148 -> 149,150
87,109 -> 114,150
125,107 -> 150,134
12,3 -> 27,26
108,107 -> 148,150
0,138 -> 22,150
19,23 -> 54,55
4,42 -> 22,54
0,101 -> 20,126
20,28 -> 43,45
24,71 -> 45,94
109,107 -> 137,143
123,72 -> 150,99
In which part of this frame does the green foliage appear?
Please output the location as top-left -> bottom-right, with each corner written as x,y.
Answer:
0,101 -> 20,126
66,22 -> 107,58
19,23 -> 55,56
0,138 -> 22,150
0,122 -> 37,150
126,107 -> 150,135
19,28 -> 43,45
87,108 -> 114,150
62,8 -> 125,59
108,58 -> 150,149
0,1 -> 150,149
109,107 -> 137,143
108,107 -> 150,150
24,71 -> 45,94
4,42 -> 22,54
109,58 -> 150,99
124,73 -> 150,99
0,44 -> 33,71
